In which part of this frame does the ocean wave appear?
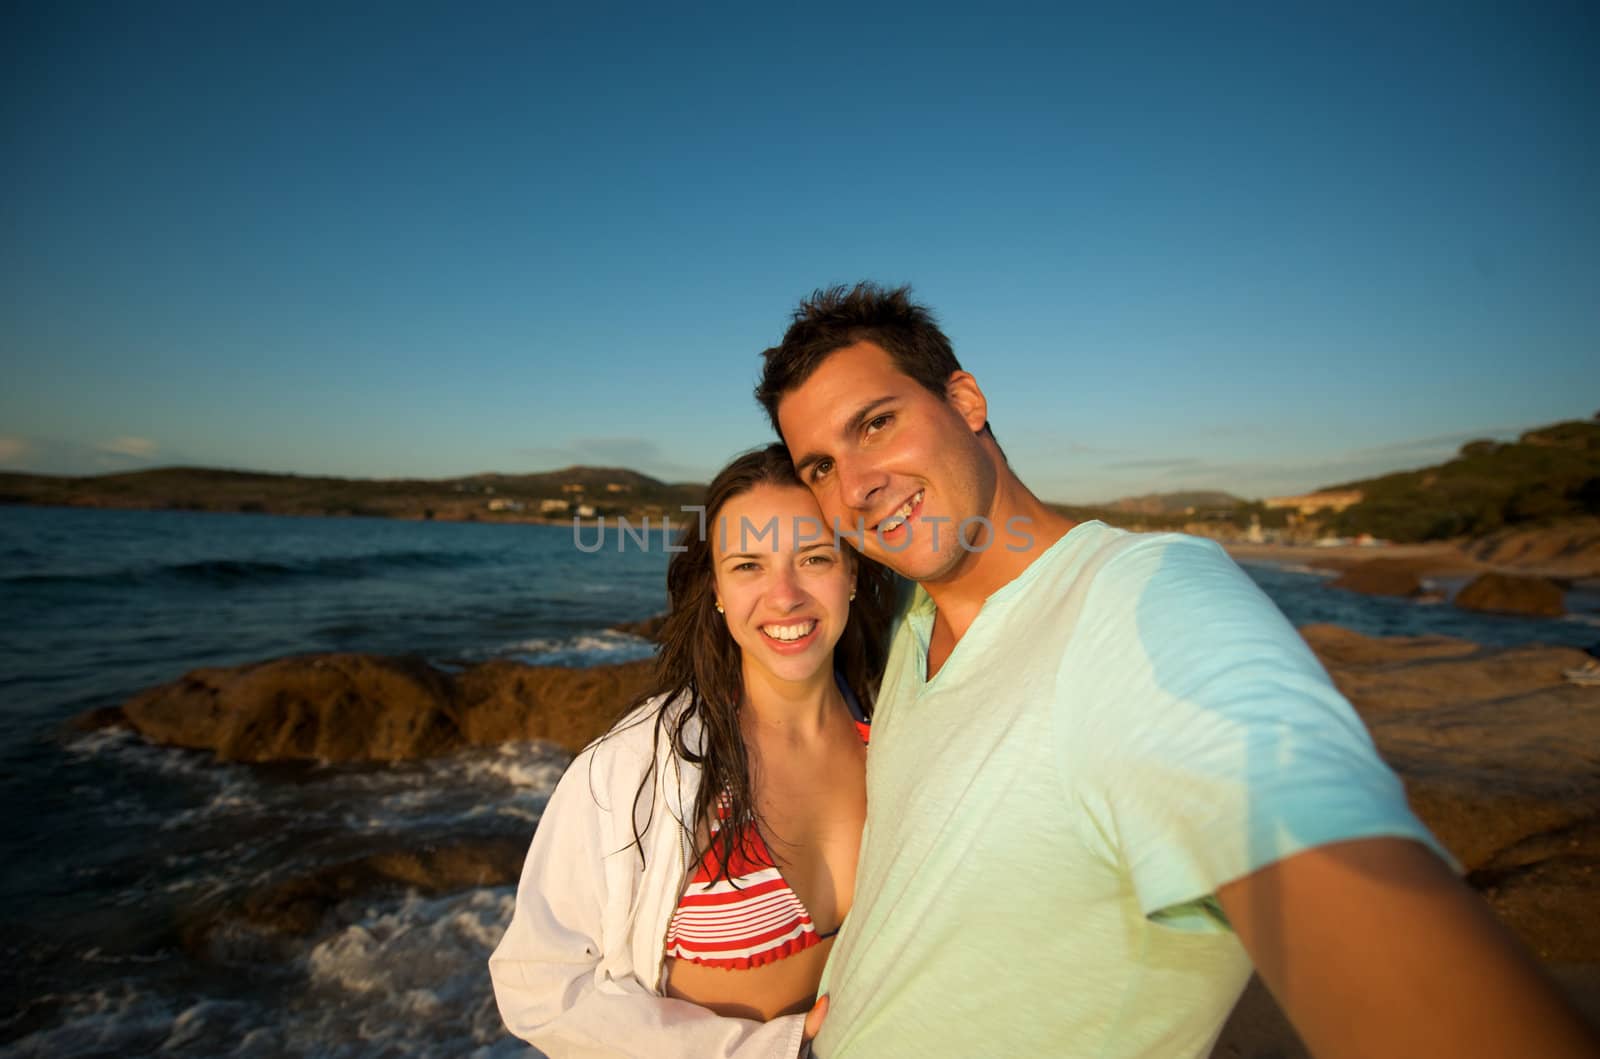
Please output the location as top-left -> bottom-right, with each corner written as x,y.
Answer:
1278,563 -> 1338,578
332,744 -> 568,832
488,628 -> 659,668
0,983 -> 184,1058
298,888 -> 522,1057
4,548 -> 496,591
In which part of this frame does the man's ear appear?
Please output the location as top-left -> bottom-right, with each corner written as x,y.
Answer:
945,372 -> 989,434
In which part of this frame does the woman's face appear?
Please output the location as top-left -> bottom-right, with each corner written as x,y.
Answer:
711,483 -> 855,689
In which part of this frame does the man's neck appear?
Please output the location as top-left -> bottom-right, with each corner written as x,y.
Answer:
919,471 -> 1077,647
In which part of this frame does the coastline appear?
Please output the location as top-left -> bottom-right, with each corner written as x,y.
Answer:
80,621 -> 1600,1056
8,495 -> 1599,1054
1226,521 -> 1600,583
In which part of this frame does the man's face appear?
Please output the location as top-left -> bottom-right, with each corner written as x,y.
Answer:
775,341 -> 994,582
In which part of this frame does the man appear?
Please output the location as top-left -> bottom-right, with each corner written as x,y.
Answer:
756,284 -> 1598,1058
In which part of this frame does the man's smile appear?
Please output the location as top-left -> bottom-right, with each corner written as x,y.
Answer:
874,489 -> 925,533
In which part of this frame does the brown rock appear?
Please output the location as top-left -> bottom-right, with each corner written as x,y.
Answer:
1211,627 -> 1600,1056
180,836 -> 528,956
240,837 -> 528,933
1298,623 -> 1476,669
456,658 -> 654,750
1454,571 -> 1567,617
108,652 -> 655,763
1464,518 -> 1600,579
1325,558 -> 1426,597
610,613 -> 669,642
1305,626 -> 1600,958
68,705 -> 129,733
119,653 -> 461,763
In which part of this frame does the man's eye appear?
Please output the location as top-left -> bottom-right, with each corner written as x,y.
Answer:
865,414 -> 892,435
811,459 -> 833,482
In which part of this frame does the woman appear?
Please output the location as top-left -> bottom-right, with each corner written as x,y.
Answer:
490,444 -> 893,1056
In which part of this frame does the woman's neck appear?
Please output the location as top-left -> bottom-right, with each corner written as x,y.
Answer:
738,661 -> 845,748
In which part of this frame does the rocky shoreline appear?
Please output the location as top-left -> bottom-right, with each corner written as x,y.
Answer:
83,614 -> 1600,1054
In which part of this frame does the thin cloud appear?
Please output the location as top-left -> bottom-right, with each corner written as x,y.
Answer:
516,437 -> 707,483
97,436 -> 160,460
1031,423 -> 1530,504
0,437 -> 30,467
1344,427 -> 1520,460
1105,456 -> 1206,471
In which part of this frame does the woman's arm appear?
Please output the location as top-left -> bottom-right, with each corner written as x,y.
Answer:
489,747 -> 807,1059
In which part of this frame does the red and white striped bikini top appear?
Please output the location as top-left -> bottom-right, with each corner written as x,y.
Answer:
664,685 -> 869,970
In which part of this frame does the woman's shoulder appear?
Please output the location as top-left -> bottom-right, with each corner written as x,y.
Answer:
577,689 -> 693,774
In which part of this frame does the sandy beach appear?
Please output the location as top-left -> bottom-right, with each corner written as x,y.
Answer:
1227,519 -> 1600,583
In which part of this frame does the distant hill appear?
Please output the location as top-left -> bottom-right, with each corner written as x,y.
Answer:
7,419 -> 1596,543
1099,490 -> 1242,516
1323,418 -> 1600,542
0,465 -> 706,523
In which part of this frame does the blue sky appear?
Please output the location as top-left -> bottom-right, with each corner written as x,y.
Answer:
2,2 -> 1594,503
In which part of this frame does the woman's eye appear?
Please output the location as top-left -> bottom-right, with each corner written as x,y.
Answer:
802,554 -> 834,567
734,561 -> 760,572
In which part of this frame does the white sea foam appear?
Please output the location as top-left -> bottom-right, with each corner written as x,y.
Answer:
7,890 -> 532,1056
29,719 -> 570,1056
327,743 -> 568,832
161,783 -> 265,830
1279,563 -> 1338,578
493,628 -> 657,667
295,888 -> 522,1056
0,984 -> 177,1057
66,727 -> 229,781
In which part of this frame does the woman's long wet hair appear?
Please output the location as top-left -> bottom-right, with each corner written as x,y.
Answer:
618,443 -> 894,879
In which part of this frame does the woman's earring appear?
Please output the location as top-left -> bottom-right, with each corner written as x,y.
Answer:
849,588 -> 857,602
714,600 -> 724,614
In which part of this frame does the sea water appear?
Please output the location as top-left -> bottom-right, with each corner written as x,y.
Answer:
1,506 -> 1595,1056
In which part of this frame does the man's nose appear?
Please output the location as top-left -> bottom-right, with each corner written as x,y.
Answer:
837,455 -> 887,511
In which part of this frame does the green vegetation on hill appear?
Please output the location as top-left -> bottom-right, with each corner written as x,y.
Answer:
1327,419 -> 1600,542
0,466 -> 705,523
1100,490 -> 1242,516
5,418 -> 1595,544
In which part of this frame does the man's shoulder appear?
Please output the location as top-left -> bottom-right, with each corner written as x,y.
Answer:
1012,522 -> 1238,611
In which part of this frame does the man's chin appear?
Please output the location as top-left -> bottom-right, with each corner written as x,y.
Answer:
870,544 -> 965,584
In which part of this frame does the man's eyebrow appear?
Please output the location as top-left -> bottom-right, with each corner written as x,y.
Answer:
792,395 -> 896,477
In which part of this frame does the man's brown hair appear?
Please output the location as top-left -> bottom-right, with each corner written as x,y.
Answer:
755,282 -> 967,434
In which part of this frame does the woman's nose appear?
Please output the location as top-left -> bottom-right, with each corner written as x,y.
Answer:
765,565 -> 807,611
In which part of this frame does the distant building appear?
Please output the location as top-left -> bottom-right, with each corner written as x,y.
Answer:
605,482 -> 630,493
488,498 -> 525,512
575,503 -> 596,518
539,498 -> 571,514
1263,490 -> 1362,516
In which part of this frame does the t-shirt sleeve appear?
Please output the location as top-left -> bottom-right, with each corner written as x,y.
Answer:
1061,534 -> 1454,931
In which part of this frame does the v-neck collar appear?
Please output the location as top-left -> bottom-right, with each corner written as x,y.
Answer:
904,520 -> 1109,689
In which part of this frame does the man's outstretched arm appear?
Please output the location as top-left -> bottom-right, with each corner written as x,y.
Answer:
1217,836 -> 1600,1059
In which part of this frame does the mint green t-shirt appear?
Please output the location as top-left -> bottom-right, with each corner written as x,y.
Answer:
815,522 -> 1446,1059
